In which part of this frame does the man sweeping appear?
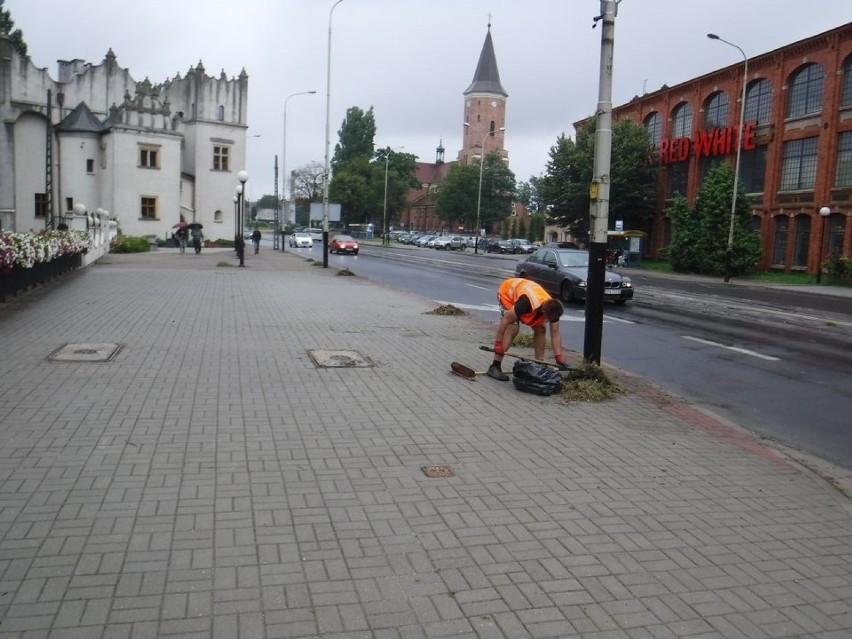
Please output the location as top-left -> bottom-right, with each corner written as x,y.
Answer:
488,277 -> 568,381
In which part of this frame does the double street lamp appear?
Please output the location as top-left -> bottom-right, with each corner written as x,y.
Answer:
464,123 -> 505,254
707,32 -> 748,283
382,145 -> 404,246
235,170 -> 249,266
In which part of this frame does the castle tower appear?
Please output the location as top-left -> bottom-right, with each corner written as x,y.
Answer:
459,22 -> 508,166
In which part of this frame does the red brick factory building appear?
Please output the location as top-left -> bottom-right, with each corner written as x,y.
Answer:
609,22 -> 851,275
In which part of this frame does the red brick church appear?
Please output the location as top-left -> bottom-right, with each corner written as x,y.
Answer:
402,24 -> 526,234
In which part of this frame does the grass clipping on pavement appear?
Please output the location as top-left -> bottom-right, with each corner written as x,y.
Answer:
512,333 -> 624,402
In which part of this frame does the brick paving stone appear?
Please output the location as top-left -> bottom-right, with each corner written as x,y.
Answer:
0,249 -> 849,637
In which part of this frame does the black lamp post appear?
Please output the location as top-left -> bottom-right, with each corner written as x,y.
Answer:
236,170 -> 249,267
233,195 -> 239,256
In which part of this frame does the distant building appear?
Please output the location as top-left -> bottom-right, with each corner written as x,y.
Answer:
403,23 -> 526,235
0,33 -> 249,241
563,22 -> 852,274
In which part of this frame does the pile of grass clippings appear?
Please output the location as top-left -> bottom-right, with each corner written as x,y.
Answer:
216,261 -> 235,267
512,332 -> 538,348
336,268 -> 355,276
426,304 -> 467,316
561,362 -> 624,402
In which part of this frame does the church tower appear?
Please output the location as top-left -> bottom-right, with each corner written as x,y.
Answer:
459,22 -> 508,166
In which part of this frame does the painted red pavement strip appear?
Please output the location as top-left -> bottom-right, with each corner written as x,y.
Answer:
635,383 -> 797,470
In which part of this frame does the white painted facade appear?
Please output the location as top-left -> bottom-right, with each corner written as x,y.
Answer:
0,35 -> 249,241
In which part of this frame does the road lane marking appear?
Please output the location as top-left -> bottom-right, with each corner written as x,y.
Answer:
682,335 -> 780,361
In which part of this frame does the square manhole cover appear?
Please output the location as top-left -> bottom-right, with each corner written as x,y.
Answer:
309,350 -> 374,368
49,343 -> 122,362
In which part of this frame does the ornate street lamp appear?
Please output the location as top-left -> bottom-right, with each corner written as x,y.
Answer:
236,170 -> 249,266
816,206 -> 831,284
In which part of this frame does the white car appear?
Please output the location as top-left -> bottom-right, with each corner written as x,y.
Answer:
289,232 -> 313,248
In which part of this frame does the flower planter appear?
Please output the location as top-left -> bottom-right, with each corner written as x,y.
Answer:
0,252 -> 83,301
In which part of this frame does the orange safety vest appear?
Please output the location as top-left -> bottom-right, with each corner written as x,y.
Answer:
498,278 -> 551,328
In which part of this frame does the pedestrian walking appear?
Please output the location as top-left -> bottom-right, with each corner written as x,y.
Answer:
251,228 -> 262,254
189,225 -> 204,254
488,277 -> 568,380
175,226 -> 188,253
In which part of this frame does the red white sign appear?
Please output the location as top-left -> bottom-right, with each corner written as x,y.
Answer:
659,121 -> 757,165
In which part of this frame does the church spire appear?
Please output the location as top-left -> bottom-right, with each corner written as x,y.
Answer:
464,22 -> 507,97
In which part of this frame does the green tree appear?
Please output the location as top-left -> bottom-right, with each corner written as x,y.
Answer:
665,163 -> 761,276
376,148 -> 420,231
435,152 -> 515,234
538,118 -> 658,240
435,162 -> 479,230
516,216 -> 527,240
331,106 -> 376,175
516,177 -> 543,214
0,0 -> 27,57
478,152 -> 516,232
329,155 -> 374,226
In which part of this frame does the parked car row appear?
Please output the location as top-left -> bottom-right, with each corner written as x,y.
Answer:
394,233 -> 539,253
396,232 -> 471,250
479,238 -> 537,254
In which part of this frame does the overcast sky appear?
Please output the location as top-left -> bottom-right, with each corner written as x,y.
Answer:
6,1 -> 852,198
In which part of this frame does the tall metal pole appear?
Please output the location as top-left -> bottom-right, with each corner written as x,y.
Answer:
383,148 -> 391,247
283,90 -> 317,247
323,0 -> 346,268
274,155 -> 280,250
584,0 -> 620,365
707,34 -> 747,283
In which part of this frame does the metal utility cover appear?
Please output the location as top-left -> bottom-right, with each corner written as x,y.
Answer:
308,349 -> 374,368
422,465 -> 454,478
49,343 -> 122,362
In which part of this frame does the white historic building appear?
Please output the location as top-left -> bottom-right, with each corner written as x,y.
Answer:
0,33 -> 248,240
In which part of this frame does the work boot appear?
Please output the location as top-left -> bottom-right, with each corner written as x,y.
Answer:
487,364 -> 509,381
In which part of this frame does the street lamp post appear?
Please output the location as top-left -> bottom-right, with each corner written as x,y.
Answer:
323,0 -> 347,268
708,33 -> 748,284
282,90 -> 317,249
382,145 -> 404,246
816,206 -> 831,284
233,195 -> 239,256
464,123 -> 505,254
236,170 -> 249,266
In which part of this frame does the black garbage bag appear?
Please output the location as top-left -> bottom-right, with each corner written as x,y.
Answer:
512,361 -> 563,396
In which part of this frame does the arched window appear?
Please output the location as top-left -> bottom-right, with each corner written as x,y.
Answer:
744,79 -> 772,124
644,111 -> 662,147
772,216 -> 789,266
671,102 -> 692,138
793,214 -> 810,268
786,63 -> 824,118
703,91 -> 729,129
842,55 -> 852,107
217,105 -> 225,121
214,209 -> 223,222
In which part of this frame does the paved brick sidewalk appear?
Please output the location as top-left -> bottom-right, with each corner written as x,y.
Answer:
0,248 -> 850,638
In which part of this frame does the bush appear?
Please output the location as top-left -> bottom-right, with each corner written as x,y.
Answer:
822,252 -> 851,286
110,235 -> 151,253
